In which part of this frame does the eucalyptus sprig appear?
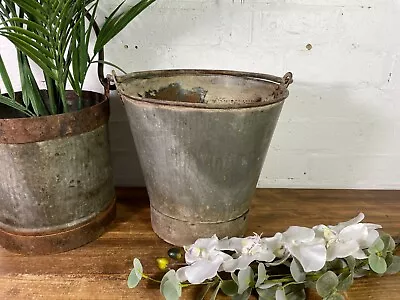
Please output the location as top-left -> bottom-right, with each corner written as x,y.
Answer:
127,214 -> 400,300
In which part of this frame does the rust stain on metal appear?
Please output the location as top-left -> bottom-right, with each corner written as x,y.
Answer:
0,199 -> 116,255
114,69 -> 293,246
0,91 -> 110,144
142,83 -> 207,104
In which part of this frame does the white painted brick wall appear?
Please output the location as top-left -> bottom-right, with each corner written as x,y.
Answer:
1,0 -> 400,189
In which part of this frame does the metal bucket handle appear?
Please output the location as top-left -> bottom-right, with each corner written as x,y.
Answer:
84,10 -> 116,98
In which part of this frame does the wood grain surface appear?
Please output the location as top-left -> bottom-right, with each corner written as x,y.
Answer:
0,188 -> 399,300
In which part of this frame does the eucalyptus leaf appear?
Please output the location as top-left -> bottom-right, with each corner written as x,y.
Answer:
290,258 -> 306,283
368,238 -> 385,254
231,272 -> 239,285
256,287 -> 276,300
285,284 -> 306,300
160,270 -> 181,297
237,266 -> 254,294
316,271 -> 339,298
326,259 -> 346,271
344,256 -> 356,271
369,252 -> 387,274
325,292 -> 345,300
286,289 -> 306,300
337,272 -> 353,291
385,252 -> 393,268
380,233 -> 396,252
276,288 -> 287,300
221,280 -> 238,296
161,279 -> 180,300
386,256 -> 400,275
127,268 -> 141,288
232,287 -> 252,300
133,258 -> 143,278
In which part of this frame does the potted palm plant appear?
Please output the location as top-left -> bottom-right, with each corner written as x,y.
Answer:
0,0 -> 155,254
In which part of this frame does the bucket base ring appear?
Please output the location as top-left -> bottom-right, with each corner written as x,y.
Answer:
150,206 -> 248,246
0,198 -> 116,255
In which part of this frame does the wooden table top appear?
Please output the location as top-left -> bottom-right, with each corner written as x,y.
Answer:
0,188 -> 399,300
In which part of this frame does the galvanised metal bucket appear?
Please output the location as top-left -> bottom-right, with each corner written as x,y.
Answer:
0,91 -> 115,254
114,70 -> 293,246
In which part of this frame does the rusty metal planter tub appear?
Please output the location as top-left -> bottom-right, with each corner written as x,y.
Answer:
114,69 -> 293,246
0,91 -> 115,254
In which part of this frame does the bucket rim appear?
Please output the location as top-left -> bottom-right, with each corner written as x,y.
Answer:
0,90 -> 109,144
113,69 -> 292,110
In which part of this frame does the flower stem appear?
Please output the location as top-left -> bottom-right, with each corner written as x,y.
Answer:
142,274 -> 162,284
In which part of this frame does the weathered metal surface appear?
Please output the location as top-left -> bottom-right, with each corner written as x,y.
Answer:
0,91 -> 109,144
0,91 -> 115,254
114,69 -> 292,246
0,198 -> 116,255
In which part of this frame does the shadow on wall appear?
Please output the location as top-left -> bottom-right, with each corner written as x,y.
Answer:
109,91 -> 145,187
262,81 -> 391,188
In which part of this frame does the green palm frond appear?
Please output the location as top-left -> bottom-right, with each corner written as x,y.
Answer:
0,0 -> 156,116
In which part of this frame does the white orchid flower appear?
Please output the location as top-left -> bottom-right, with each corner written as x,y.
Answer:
282,226 -> 327,272
263,233 -> 291,266
313,213 -> 382,261
220,234 -> 275,272
176,235 -> 232,284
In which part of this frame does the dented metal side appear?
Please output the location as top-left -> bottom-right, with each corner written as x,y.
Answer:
0,91 -> 115,254
115,69 -> 292,246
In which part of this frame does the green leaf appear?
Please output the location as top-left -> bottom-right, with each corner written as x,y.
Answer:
232,288 -> 252,300
0,26 -> 52,48
8,0 -> 45,20
91,60 -> 127,74
256,287 -> 276,300
337,272 -> 353,292
316,271 -> 339,298
4,34 -> 57,80
237,266 -> 254,294
0,94 -> 32,116
221,280 -> 239,296
133,258 -> 143,278
325,293 -> 345,300
231,272 -> 239,285
285,284 -> 306,300
161,279 -> 180,300
210,281 -> 222,300
276,288 -> 287,300
94,0 -> 155,54
290,258 -> 306,283
368,238 -> 385,254
286,288 -> 306,300
127,258 -> 143,288
3,18 -> 48,34
386,256 -> 400,275
326,259 -> 346,271
0,54 -> 14,99
344,256 -> 356,272
160,270 -> 181,298
380,233 -> 396,253
256,263 -> 267,288
18,53 -> 48,116
369,252 -> 387,274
